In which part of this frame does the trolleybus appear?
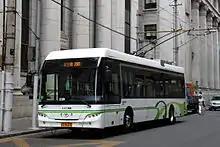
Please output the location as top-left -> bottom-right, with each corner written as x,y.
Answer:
38,48 -> 187,131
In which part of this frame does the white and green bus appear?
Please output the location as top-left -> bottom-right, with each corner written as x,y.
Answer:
38,48 -> 187,131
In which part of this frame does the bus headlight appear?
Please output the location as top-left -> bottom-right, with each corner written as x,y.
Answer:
38,112 -> 47,117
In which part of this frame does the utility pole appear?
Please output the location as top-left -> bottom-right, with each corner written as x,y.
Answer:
170,0 -> 181,65
32,0 -> 41,129
0,0 -> 6,132
3,0 -> 16,132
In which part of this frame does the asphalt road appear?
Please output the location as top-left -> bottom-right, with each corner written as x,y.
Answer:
1,111 -> 220,147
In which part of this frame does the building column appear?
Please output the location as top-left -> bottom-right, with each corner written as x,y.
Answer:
96,0 -> 112,48
199,4 -> 208,88
40,0 -> 61,90
207,12 -> 215,88
191,0 -> 201,85
13,0 -> 22,94
72,0 -> 90,48
213,18 -> 219,89
40,0 -> 61,63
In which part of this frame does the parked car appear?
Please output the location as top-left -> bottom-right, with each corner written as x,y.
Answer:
209,96 -> 220,111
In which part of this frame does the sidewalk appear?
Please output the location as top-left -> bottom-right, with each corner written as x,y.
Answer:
0,117 -> 53,139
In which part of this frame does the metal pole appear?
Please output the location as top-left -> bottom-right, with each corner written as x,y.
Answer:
174,0 -> 178,65
0,0 -> 6,132
2,0 -> 6,70
3,0 -> 16,133
0,71 -> 5,132
32,0 -> 41,129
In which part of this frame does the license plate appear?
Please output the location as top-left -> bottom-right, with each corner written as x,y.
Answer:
61,122 -> 72,127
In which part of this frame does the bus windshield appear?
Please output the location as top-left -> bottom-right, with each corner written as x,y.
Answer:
40,58 -> 103,105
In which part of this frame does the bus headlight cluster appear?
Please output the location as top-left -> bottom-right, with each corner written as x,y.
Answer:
38,112 -> 47,117
86,113 -> 100,119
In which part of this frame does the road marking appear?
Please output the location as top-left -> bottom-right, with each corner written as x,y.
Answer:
90,140 -> 124,147
12,138 -> 30,147
49,140 -> 125,147
21,137 -> 52,141
0,137 -> 51,144
0,138 -> 124,147
0,138 -> 14,143
49,143 -> 98,147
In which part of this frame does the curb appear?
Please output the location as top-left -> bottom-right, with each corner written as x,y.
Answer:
0,128 -> 56,139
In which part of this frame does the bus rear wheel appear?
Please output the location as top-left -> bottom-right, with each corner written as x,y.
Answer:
168,107 -> 176,124
123,111 -> 133,132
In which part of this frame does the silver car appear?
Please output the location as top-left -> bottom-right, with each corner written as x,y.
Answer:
210,96 -> 220,111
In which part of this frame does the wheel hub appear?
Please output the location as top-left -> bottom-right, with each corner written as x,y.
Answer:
125,115 -> 131,127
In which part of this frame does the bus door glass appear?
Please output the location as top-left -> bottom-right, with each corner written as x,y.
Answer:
103,60 -> 121,126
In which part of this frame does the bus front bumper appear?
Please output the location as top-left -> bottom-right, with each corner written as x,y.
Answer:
38,115 -> 104,129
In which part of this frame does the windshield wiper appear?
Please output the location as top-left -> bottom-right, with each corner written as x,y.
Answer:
81,100 -> 91,108
41,100 -> 47,108
68,97 -> 91,108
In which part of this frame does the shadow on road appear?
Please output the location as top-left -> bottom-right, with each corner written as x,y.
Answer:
186,111 -> 197,115
38,120 -> 185,140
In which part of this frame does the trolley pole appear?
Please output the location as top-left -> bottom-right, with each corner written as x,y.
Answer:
3,0 -> 16,133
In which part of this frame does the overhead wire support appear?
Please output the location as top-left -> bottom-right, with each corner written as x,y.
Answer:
132,30 -> 176,55
170,0 -> 182,65
137,30 -> 189,57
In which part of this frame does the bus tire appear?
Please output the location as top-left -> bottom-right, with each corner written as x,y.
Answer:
168,106 -> 176,124
123,110 -> 133,132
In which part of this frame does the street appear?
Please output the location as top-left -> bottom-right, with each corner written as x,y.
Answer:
0,111 -> 220,147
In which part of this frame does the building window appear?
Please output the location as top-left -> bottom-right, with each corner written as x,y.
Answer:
125,0 -> 131,54
60,0 -> 64,31
21,0 -> 30,71
144,0 -> 157,9
144,24 -> 157,40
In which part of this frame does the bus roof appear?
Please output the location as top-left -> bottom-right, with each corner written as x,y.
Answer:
45,48 -> 184,74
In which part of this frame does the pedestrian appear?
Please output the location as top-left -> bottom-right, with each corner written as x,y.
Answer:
198,91 -> 205,115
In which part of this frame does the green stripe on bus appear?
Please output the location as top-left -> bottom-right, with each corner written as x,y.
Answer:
39,106 -> 158,114
39,101 -> 186,119
38,110 -> 104,114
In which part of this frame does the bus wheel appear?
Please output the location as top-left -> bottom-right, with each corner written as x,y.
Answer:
123,111 -> 133,132
169,107 -> 176,124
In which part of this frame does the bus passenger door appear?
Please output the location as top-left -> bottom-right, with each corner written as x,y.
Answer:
104,104 -> 120,127
104,64 -> 121,127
